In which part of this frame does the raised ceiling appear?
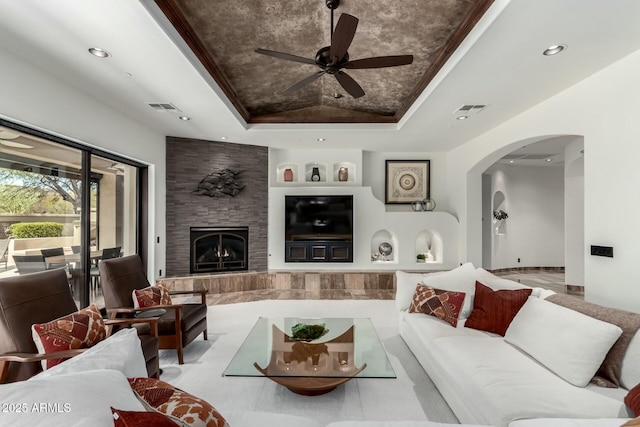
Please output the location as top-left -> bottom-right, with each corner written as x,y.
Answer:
155,0 -> 491,123
2,1 -> 640,153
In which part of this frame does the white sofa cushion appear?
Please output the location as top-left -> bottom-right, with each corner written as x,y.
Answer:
429,335 -> 629,427
33,328 -> 147,380
0,369 -> 145,426
475,268 -> 553,299
327,422 -> 489,427
508,419 -> 633,427
396,263 -> 477,315
225,411 -> 323,427
505,297 -> 623,387
396,271 -> 441,311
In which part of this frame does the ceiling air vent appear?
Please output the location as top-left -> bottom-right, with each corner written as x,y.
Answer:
454,104 -> 487,115
147,103 -> 182,113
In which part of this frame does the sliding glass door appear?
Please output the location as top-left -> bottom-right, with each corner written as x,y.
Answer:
0,120 -> 146,309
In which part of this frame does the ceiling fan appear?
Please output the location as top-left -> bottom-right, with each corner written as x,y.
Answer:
255,0 -> 414,99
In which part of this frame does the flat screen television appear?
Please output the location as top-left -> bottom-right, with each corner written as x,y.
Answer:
285,195 -> 353,241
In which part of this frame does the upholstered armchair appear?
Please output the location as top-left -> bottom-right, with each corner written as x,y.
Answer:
0,269 -> 160,383
99,255 -> 208,364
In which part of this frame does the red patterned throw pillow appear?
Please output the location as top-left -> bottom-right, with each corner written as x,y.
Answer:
32,303 -> 106,369
409,284 -> 466,327
133,284 -> 172,308
128,378 -> 229,427
626,383 -> 640,417
112,407 -> 179,426
465,281 -> 532,336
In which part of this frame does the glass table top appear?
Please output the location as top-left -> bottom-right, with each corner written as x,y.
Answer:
223,317 -> 396,379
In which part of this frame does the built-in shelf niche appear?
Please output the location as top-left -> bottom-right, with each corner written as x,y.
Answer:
304,162 -> 327,183
276,163 -> 299,183
415,230 -> 443,264
332,162 -> 356,183
493,190 -> 507,235
371,229 -> 397,263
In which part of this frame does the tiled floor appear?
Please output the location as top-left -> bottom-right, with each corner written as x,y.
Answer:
206,269 -> 577,305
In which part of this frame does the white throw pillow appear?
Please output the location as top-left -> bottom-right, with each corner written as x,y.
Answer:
34,328 -> 147,379
0,369 -> 145,426
475,268 -> 539,295
395,270 -> 440,311
505,297 -> 623,387
421,262 -> 477,318
395,263 -> 476,313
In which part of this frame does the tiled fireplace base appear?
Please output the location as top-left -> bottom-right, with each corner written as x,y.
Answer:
157,271 -> 396,305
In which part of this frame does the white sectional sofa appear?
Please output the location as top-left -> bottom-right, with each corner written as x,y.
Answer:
1,270 -> 637,427
396,263 -> 638,427
0,327 -> 490,427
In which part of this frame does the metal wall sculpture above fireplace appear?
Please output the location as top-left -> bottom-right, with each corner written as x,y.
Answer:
190,227 -> 248,274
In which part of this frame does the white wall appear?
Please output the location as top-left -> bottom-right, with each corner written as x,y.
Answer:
448,48 -> 640,312
564,138 -> 585,286
363,151 -> 450,213
268,149 -> 460,271
0,46 -> 166,280
485,165 -> 565,270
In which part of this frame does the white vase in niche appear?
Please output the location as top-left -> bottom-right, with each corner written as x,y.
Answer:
425,250 -> 434,262
338,167 -> 349,182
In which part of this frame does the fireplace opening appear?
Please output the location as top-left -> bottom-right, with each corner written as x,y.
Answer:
190,227 -> 248,274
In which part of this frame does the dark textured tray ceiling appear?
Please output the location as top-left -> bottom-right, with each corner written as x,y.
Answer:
154,0 -> 493,124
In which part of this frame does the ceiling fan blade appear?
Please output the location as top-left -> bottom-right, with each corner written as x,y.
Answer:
282,70 -> 326,95
330,14 -> 358,64
255,48 -> 316,65
344,55 -> 414,69
335,71 -> 365,99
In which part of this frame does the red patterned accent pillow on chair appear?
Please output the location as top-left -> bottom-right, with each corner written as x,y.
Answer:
128,378 -> 229,427
132,284 -> 172,308
465,281 -> 532,336
32,303 -> 106,369
409,284 -> 466,327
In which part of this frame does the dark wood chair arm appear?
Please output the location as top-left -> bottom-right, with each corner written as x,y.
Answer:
105,317 -> 159,337
107,305 -> 181,317
0,349 -> 87,384
0,349 -> 86,363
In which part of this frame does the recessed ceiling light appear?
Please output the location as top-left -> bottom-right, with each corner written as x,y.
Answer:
509,160 -> 515,164
545,158 -> 552,162
88,47 -> 110,58
456,115 -> 468,120
179,116 -> 191,121
543,45 -> 566,56
0,140 -> 33,149
317,138 -> 326,142
220,136 -> 227,140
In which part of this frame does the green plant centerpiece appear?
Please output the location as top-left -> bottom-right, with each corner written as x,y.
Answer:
416,253 -> 426,260
291,323 -> 328,341
493,210 -> 508,221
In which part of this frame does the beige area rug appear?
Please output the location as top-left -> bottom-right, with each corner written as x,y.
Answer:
158,299 -> 458,426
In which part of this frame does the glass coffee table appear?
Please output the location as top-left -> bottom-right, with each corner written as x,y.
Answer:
223,317 -> 396,395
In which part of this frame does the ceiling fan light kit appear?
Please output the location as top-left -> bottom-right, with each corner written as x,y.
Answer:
255,0 -> 413,99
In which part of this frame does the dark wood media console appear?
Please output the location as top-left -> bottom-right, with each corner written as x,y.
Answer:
285,241 -> 353,263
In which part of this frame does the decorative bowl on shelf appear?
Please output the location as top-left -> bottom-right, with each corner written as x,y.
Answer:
290,323 -> 328,341
378,242 -> 392,256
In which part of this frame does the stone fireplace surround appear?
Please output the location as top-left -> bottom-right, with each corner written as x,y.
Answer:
165,137 -> 399,300
166,137 -> 268,277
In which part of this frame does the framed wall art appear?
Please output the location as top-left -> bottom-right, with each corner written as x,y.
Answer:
385,160 -> 430,204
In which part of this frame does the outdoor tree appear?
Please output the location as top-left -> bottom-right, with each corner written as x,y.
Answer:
0,168 -> 79,214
